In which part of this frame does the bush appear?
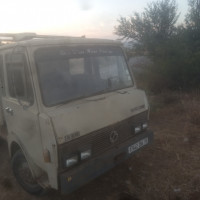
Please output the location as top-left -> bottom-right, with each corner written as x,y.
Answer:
116,0 -> 200,91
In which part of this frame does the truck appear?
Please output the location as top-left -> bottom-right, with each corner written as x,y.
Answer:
0,33 -> 153,195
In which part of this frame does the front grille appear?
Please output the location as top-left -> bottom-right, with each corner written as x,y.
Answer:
58,111 -> 148,169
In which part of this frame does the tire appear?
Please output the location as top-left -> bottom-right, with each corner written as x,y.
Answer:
11,150 -> 46,195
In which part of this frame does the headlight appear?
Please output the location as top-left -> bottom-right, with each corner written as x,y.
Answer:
81,149 -> 91,160
135,122 -> 148,134
142,122 -> 148,130
66,155 -> 78,167
135,126 -> 142,134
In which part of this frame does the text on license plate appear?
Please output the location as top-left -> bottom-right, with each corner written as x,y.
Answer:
128,138 -> 149,154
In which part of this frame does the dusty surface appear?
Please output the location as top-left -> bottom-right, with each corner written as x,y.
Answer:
0,92 -> 200,200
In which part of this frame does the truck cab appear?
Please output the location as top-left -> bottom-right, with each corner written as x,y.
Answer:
0,33 -> 153,195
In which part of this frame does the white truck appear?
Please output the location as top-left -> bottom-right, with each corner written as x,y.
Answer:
0,33 -> 153,195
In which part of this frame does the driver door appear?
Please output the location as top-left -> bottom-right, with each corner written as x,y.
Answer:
1,47 -> 43,162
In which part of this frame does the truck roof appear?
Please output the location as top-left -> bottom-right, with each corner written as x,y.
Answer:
0,33 -> 121,50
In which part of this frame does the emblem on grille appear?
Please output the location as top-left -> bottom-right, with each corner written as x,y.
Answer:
110,130 -> 119,143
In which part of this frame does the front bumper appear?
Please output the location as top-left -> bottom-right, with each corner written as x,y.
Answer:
59,130 -> 153,194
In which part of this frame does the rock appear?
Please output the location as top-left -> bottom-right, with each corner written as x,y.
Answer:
173,188 -> 181,193
125,180 -> 131,185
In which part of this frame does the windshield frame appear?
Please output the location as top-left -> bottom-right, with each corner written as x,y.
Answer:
34,45 -> 134,107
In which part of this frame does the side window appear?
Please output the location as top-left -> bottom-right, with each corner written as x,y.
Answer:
5,53 -> 33,103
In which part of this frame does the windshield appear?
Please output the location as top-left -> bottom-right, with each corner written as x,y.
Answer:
35,46 -> 133,106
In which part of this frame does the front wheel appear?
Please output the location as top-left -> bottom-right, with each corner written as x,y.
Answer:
11,150 -> 46,195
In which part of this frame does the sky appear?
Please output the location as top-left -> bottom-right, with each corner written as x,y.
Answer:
0,0 -> 188,39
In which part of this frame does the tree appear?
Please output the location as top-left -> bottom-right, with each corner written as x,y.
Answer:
115,0 -> 200,90
183,0 -> 200,87
114,0 -> 179,54
186,0 -> 200,31
185,0 -> 200,52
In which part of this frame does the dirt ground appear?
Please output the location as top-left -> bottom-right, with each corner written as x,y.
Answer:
0,92 -> 200,200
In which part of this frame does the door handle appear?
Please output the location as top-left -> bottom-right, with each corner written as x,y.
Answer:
5,107 -> 9,112
5,107 -> 14,115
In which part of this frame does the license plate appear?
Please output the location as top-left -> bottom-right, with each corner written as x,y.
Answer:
128,137 -> 148,154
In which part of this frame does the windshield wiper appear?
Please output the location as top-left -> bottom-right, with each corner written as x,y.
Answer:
91,89 -> 108,96
115,90 -> 128,94
85,96 -> 106,102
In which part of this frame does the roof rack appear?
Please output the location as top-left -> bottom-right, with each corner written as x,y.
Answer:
0,33 -> 85,45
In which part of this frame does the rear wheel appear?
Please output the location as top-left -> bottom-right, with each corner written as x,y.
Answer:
11,150 -> 46,195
